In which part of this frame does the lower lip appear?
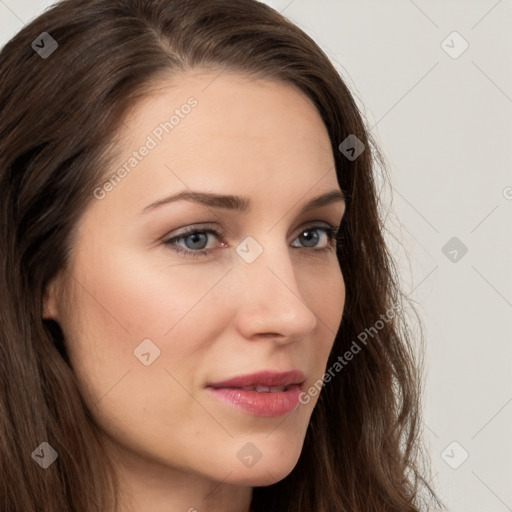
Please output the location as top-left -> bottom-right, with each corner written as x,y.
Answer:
206,385 -> 302,417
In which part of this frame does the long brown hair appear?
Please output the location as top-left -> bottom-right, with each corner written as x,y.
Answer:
0,1 -> 442,510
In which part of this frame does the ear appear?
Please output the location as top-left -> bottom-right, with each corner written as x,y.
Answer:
42,275 -> 60,320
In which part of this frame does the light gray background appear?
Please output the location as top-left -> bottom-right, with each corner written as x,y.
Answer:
1,1 -> 511,511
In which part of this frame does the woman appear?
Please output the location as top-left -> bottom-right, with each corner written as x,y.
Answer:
0,0 -> 442,510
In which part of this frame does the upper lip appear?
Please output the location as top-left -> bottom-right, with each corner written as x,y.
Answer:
207,370 -> 305,389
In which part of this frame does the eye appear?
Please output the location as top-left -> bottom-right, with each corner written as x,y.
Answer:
163,224 -> 341,259
163,226 -> 223,259
291,224 -> 340,252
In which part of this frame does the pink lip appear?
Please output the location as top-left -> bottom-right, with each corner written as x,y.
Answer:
207,370 -> 305,389
206,370 -> 305,417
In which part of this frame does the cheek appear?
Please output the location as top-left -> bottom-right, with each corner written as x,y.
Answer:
58,249 -> 245,472
302,264 -> 345,387
61,246 -> 232,419
65,239 -> 344,371
303,260 -> 345,340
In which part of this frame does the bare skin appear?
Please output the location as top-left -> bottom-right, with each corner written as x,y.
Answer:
43,69 -> 346,512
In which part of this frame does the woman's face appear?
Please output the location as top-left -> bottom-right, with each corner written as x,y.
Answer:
44,70 -> 345,491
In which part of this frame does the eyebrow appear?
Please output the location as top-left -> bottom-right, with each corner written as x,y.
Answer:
139,188 -> 346,216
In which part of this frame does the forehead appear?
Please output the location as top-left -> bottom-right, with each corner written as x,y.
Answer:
118,68 -> 332,159
95,69 -> 338,217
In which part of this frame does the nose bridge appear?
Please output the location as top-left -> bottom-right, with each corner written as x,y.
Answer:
232,233 -> 317,340
237,233 -> 298,292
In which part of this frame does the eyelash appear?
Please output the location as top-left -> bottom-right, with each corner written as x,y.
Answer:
163,224 -> 342,259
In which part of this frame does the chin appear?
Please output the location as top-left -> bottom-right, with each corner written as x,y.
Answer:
223,450 -> 301,487
228,468 -> 295,487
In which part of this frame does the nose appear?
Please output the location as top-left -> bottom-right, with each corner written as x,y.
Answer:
232,238 -> 318,344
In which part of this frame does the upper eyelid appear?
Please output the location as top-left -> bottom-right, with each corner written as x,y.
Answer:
167,220 -> 340,240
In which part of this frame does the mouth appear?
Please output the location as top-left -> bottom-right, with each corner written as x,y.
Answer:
236,385 -> 294,392
206,370 -> 305,417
